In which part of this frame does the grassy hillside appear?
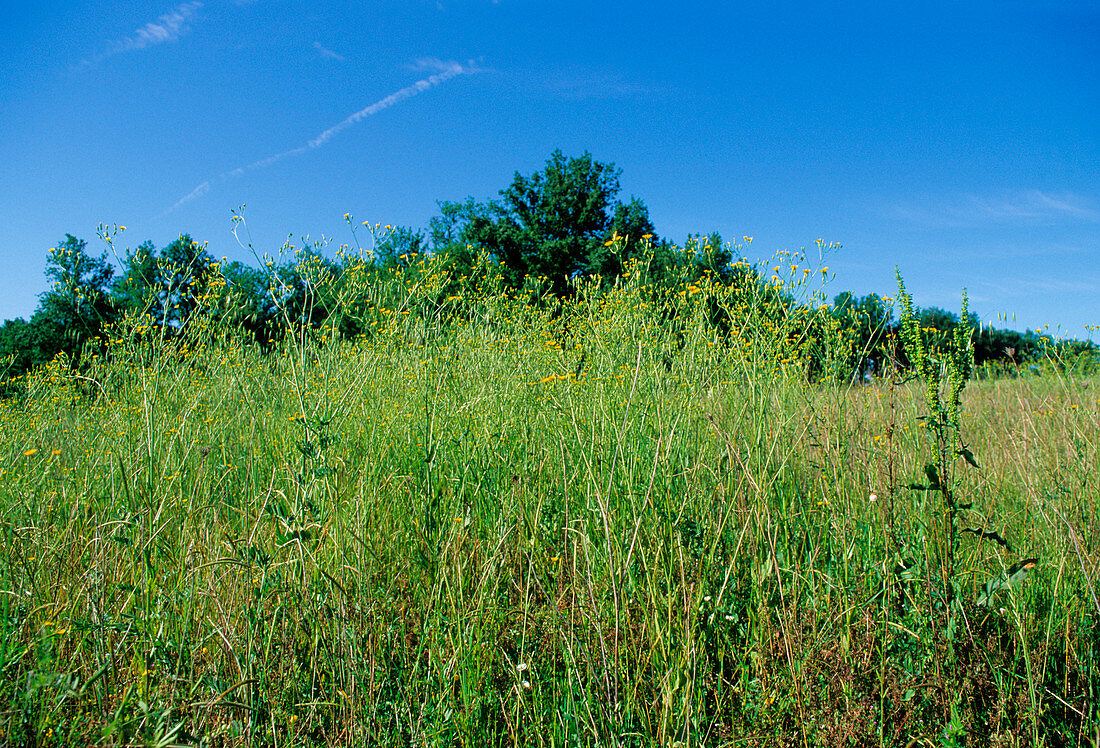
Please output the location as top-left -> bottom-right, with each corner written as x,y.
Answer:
1,254 -> 1097,746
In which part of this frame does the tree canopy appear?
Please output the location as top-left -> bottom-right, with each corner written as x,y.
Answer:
432,150 -> 658,293
0,150 -> 1094,389
113,234 -> 216,328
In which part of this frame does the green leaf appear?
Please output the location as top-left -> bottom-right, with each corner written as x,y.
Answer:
957,446 -> 979,469
977,558 -> 1039,607
893,558 -> 919,582
1005,558 -> 1039,587
923,463 -> 942,490
961,526 -> 1012,551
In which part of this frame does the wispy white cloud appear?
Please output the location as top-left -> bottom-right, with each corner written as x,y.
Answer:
960,190 -> 1100,223
80,2 -> 203,67
409,57 -> 460,72
500,62 -> 668,102
313,41 -> 345,61
116,2 -> 203,52
1024,191 -> 1100,221
889,189 -> 1100,227
161,59 -> 477,216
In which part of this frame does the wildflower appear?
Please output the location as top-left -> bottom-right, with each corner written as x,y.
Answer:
23,449 -> 37,456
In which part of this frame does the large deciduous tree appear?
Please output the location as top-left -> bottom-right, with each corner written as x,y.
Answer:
433,150 -> 658,293
831,292 -> 894,381
37,234 -> 116,360
114,234 -> 215,328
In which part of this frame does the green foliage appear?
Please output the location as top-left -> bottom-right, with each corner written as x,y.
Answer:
585,196 -> 658,282
370,224 -> 427,271
39,234 -> 116,337
0,315 -> 62,382
2,152 -> 1097,742
894,269 -> 1050,746
0,252 -> 1096,745
7,155 -> 1095,398
111,233 -> 216,329
0,236 -> 115,385
215,260 -> 283,348
35,234 -> 117,365
432,149 -> 657,294
895,271 -> 974,601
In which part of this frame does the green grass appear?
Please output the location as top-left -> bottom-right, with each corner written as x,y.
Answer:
1,255 -> 1097,747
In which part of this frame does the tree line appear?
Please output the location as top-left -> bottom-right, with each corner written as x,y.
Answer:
1,150 -> 1094,387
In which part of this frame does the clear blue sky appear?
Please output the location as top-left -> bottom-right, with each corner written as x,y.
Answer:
2,0 -> 1097,338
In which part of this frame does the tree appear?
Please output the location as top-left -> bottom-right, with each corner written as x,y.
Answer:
37,234 -> 116,360
433,150 -> 657,294
216,261 -> 282,349
684,232 -> 734,281
112,240 -> 159,320
0,316 -> 61,385
114,235 -> 215,328
831,292 -> 893,380
159,234 -> 216,326
587,197 -> 659,282
373,226 -> 427,271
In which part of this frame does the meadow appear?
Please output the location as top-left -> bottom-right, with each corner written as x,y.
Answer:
1,247 -> 1097,747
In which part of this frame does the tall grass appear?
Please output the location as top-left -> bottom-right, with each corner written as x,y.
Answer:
1,246 -> 1097,746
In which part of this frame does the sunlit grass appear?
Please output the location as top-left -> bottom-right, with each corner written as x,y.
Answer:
0,249 -> 1097,746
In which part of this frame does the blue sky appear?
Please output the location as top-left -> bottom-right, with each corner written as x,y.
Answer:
2,0 -> 1097,338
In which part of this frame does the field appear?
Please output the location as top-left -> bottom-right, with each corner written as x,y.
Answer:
1,253 -> 1098,747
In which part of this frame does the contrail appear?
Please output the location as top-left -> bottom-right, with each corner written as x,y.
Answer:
161,60 -> 475,216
